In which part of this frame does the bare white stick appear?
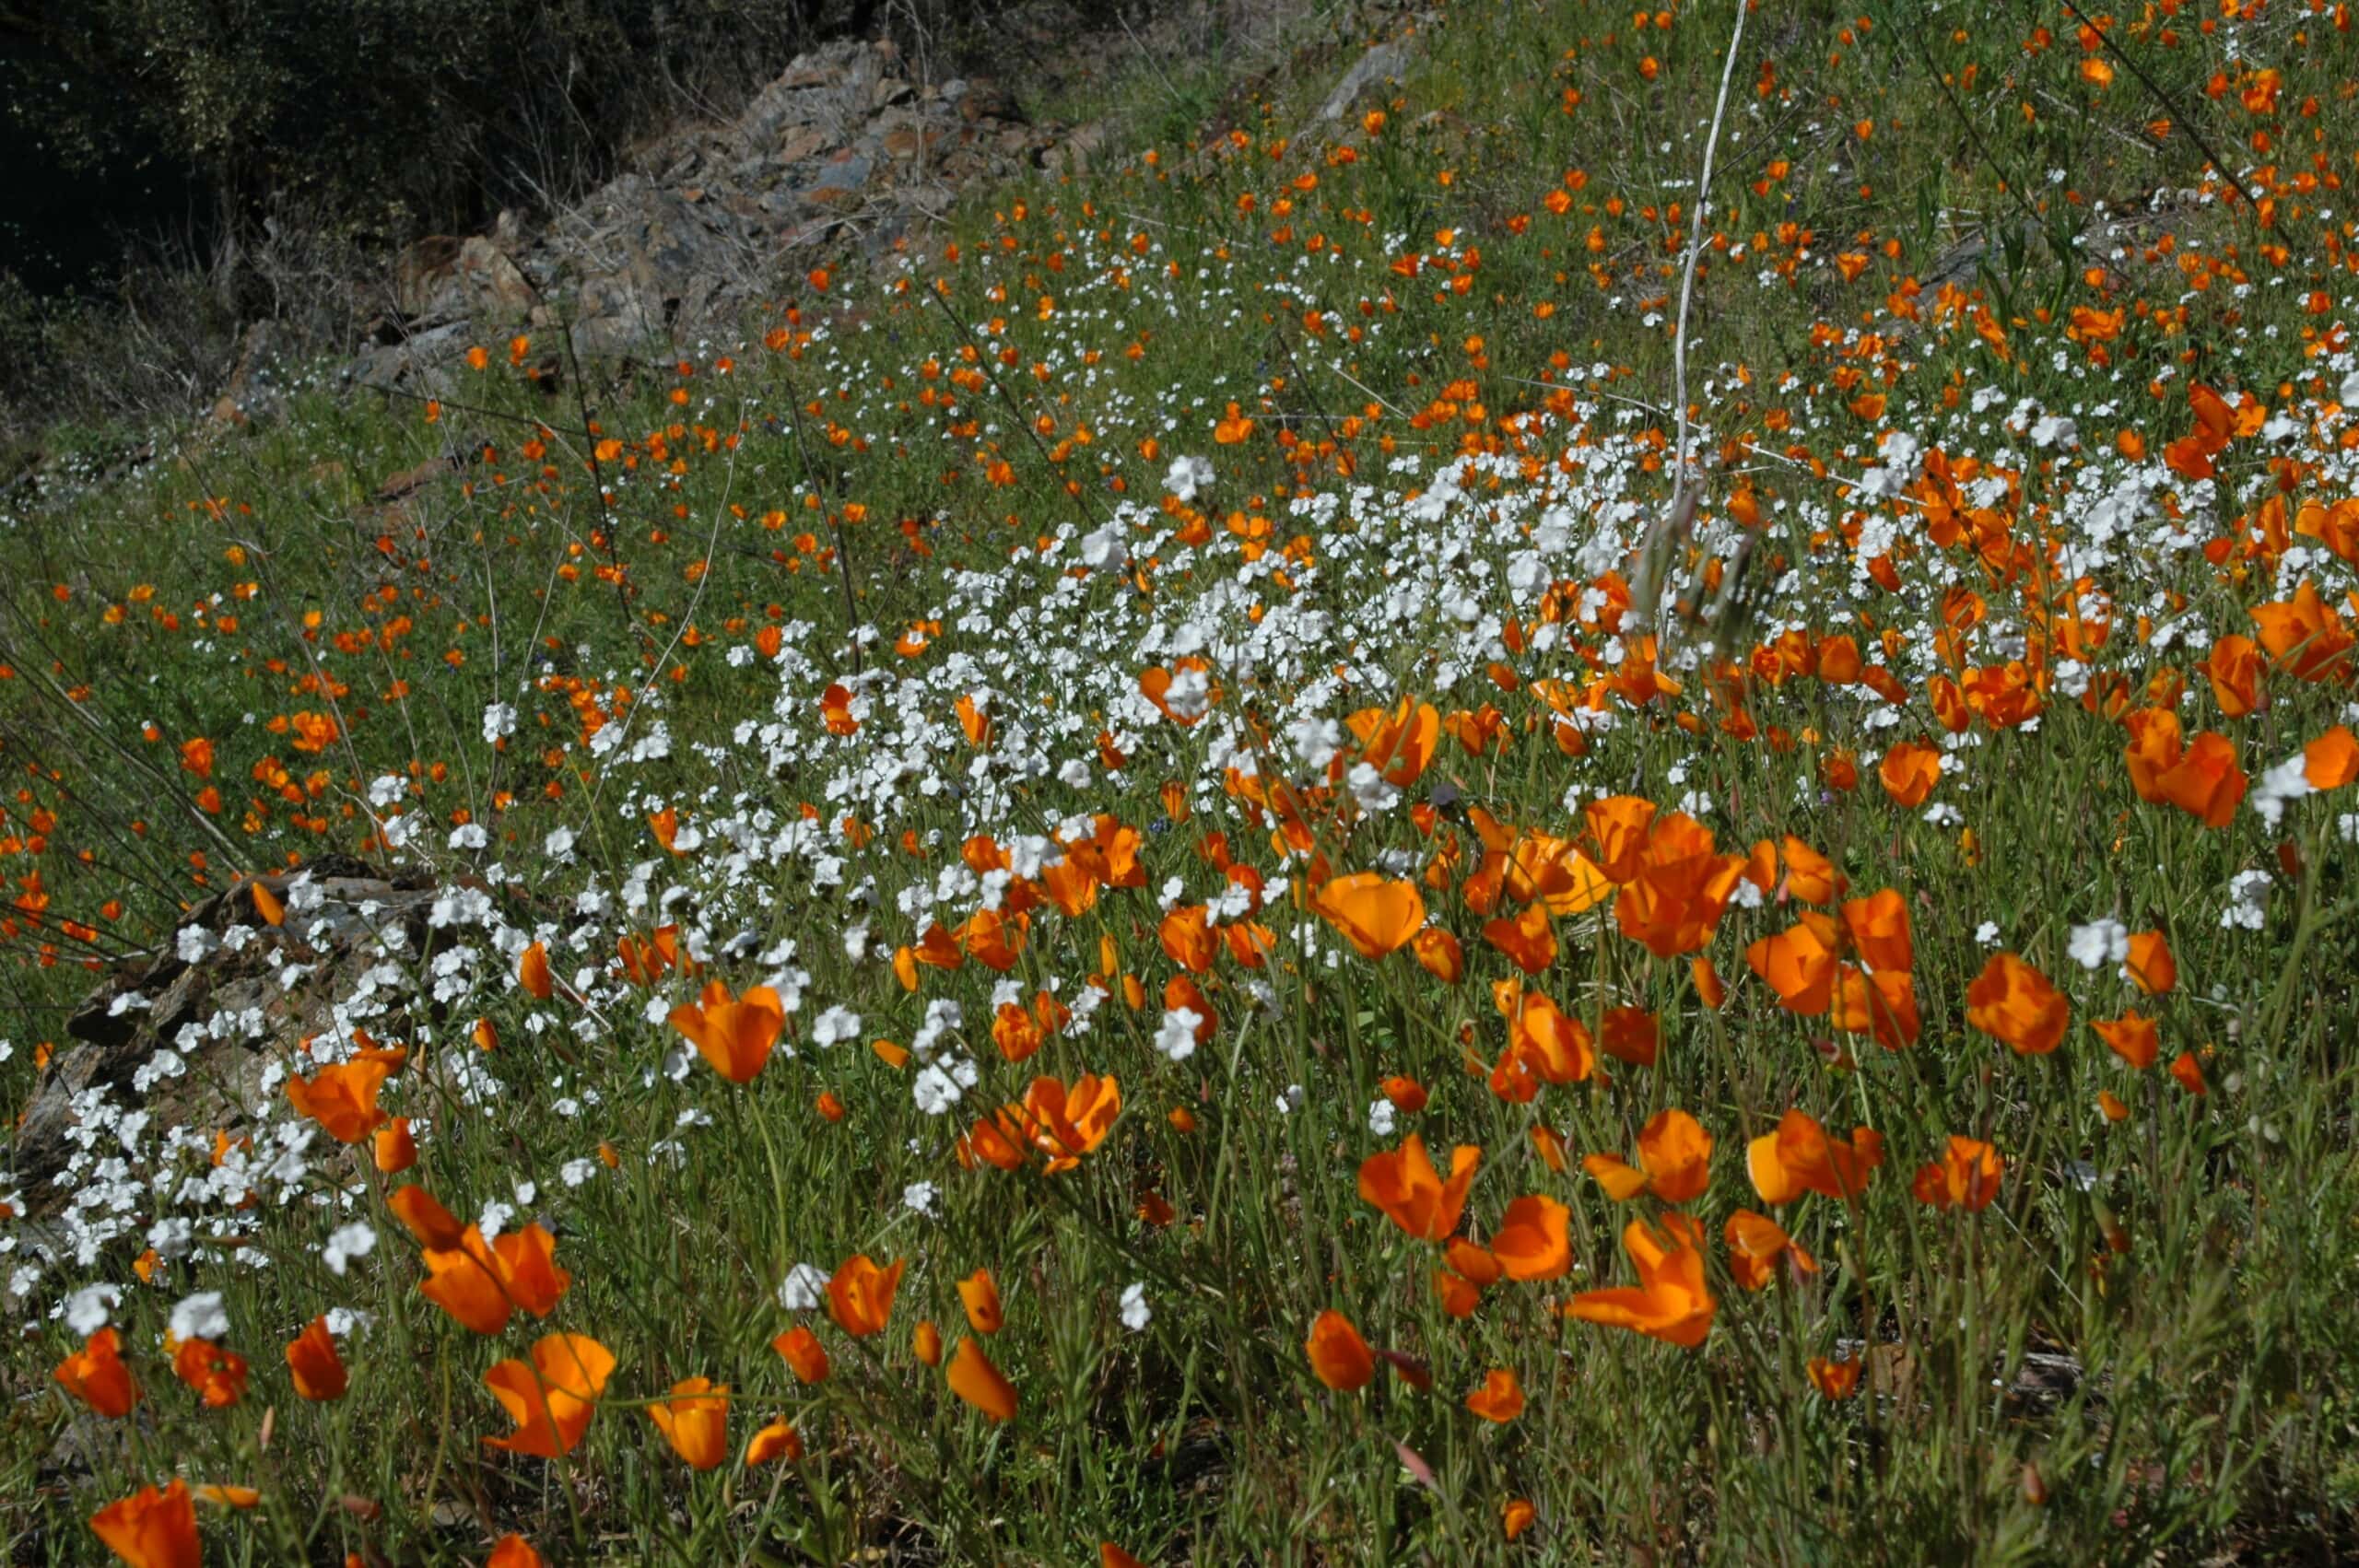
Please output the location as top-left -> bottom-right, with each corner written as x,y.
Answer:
1634,0 -> 1751,636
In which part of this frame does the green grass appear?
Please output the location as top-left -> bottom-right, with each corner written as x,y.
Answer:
7,0 -> 2359,1561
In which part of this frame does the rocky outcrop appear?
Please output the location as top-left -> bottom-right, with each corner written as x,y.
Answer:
9,858 -> 454,1220
346,39 -> 1100,388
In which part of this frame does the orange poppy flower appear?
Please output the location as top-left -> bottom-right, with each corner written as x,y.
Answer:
1503,1498 -> 1537,1540
772,1326 -> 829,1384
518,942 -> 553,1000
284,1056 -> 395,1144
1723,1208 -> 1815,1291
1157,905 -> 1220,973
285,1316 -> 347,1401
1966,952 -> 2069,1055
2250,579 -> 2355,682
55,1328 -> 139,1418
1304,1309 -> 1376,1390
1504,831 -> 1615,914
745,1418 -> 804,1465
420,1223 -> 570,1335
2308,725 -> 2359,789
484,1333 -> 615,1458
946,1337 -> 1018,1422
1614,813 -> 1744,957
827,1255 -> 905,1338
1778,836 -> 1842,903
1598,1006 -> 1660,1067
1583,1108 -> 1713,1204
2170,1050 -> 2208,1094
1911,1136 -> 2003,1211
955,907 -> 1030,971
487,1536 -> 547,1568
372,1116 -> 417,1174
1746,917 -> 1838,1015
1839,888 -> 1913,973
958,1269 -> 1003,1334
1483,900 -> 1557,974
1358,1133 -> 1480,1241
1877,741 -> 1942,807
1412,926 -> 1464,982
1503,988 -> 1595,1084
1807,1356 -> 1861,1400
1745,1110 -> 1884,1204
2125,930 -> 2176,994
1565,1213 -> 1718,1348
170,1338 -> 248,1408
667,979 -> 788,1084
2206,634 -> 2262,717
2093,1012 -> 2159,1070
389,1184 -> 467,1249
1016,1072 -> 1122,1172
1315,872 -> 1426,959
1582,795 -> 1659,882
1346,696 -> 1442,785
1464,1367 -> 1525,1422
647,1377 -> 730,1470
913,1320 -> 945,1366
88,1478 -> 199,1568
1490,1194 -> 1571,1281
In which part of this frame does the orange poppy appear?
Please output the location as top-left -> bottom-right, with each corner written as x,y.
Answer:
1839,888 -> 1913,973
1358,1134 -> 1480,1241
518,941 -> 553,1000
1315,872 -> 1426,959
170,1338 -> 248,1408
1746,917 -> 1838,1014
745,1419 -> 804,1466
1723,1209 -> 1815,1291
484,1333 -> 615,1457
1582,795 -> 1659,881
88,1478 -> 199,1568
1157,905 -> 1220,973
55,1328 -> 139,1418
1489,1194 -> 1571,1281
1016,1072 -> 1122,1172
2125,930 -> 2177,994
827,1255 -> 905,1338
1565,1213 -> 1718,1348
487,1536 -> 547,1568
1483,901 -> 1557,974
1503,988 -> 1595,1085
1877,741 -> 1942,807
1911,1136 -> 2003,1211
1346,696 -> 1442,785
285,1316 -> 348,1401
946,1337 -> 1018,1422
1464,1367 -> 1525,1422
1304,1309 -> 1376,1390
1807,1356 -> 1861,1400
1413,926 -> 1465,982
1614,813 -> 1744,957
2308,725 -> 2359,789
1966,952 -> 2069,1055
772,1326 -> 829,1384
647,1377 -> 730,1470
420,1223 -> 570,1335
668,980 -> 787,1083
1745,1110 -> 1884,1204
284,1056 -> 395,1144
1583,1107 -> 1712,1204
2093,1012 -> 2159,1070
958,1269 -> 1003,1334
